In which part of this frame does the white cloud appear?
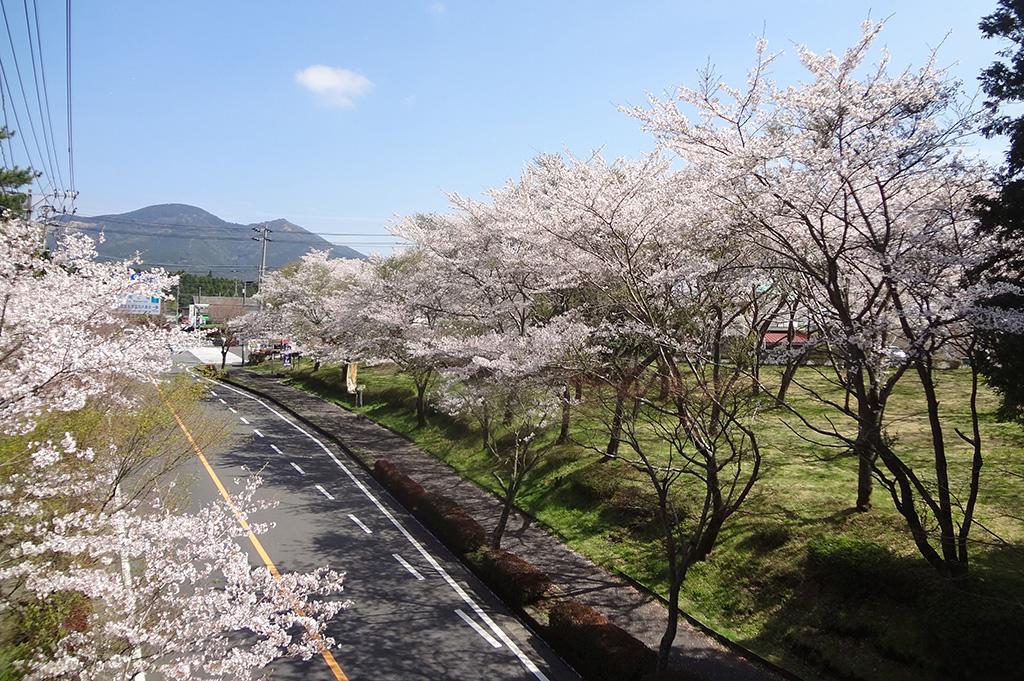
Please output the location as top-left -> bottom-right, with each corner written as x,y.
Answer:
295,65 -> 373,109
429,2 -> 446,15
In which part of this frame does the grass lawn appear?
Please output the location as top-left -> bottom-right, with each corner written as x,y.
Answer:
250,359 -> 1024,681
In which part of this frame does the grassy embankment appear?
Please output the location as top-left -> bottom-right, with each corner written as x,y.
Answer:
251,359 -> 1024,681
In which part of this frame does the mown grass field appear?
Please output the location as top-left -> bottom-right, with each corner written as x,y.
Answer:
251,359 -> 1024,681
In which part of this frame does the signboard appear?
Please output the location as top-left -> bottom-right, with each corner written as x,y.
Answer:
120,294 -> 161,315
346,362 -> 358,394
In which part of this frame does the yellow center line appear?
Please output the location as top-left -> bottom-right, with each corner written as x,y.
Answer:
164,392 -> 348,681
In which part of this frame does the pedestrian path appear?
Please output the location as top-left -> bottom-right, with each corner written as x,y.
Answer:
227,368 -> 786,681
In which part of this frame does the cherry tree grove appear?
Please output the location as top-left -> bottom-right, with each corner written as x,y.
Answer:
629,21 -> 1024,577
0,218 -> 348,678
243,21 -> 1022,670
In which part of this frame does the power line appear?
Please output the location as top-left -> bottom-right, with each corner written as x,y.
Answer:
22,0 -> 62,196
0,47 -> 46,196
0,0 -> 55,193
64,0 -> 71,198
66,222 -> 400,246
61,214 -> 407,240
29,0 -> 65,198
85,213 -> 397,236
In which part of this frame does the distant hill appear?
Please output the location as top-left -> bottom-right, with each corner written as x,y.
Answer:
58,203 -> 365,277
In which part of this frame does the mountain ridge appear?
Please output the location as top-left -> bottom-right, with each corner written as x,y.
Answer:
60,203 -> 365,277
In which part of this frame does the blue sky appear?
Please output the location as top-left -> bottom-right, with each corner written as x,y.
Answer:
4,1 -> 1010,255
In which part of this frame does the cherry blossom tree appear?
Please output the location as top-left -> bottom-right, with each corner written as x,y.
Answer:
0,436 -> 347,680
0,218 -> 350,676
0,219 -> 187,431
256,249 -> 369,370
630,21 -> 1023,577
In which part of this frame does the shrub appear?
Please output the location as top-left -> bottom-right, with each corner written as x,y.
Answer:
195,363 -> 228,379
419,493 -> 487,555
547,599 -> 656,681
372,459 -> 429,512
372,459 -> 485,554
471,549 -> 552,606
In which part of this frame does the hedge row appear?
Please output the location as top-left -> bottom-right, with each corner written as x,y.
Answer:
547,600 -> 658,681
372,459 -> 486,554
371,458 -> 685,681
469,548 -> 553,607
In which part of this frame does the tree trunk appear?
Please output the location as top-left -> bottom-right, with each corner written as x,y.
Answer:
605,390 -> 626,459
854,391 -> 877,512
313,359 -> 321,372
855,448 -> 873,512
655,573 -> 679,675
776,361 -> 797,404
691,512 -> 726,563
491,484 -> 518,550
415,381 -> 427,428
479,403 -> 493,453
557,383 -> 571,445
574,378 -> 583,401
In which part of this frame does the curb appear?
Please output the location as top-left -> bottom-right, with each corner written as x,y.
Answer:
223,370 -> 801,681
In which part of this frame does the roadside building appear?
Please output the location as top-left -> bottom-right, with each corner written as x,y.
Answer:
190,295 -> 259,324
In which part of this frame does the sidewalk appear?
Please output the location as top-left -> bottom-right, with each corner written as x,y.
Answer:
227,368 -> 788,681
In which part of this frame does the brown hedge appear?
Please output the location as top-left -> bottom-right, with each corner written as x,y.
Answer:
372,459 -> 429,511
372,459 -> 486,555
547,599 -> 656,681
471,548 -> 553,606
419,493 -> 487,555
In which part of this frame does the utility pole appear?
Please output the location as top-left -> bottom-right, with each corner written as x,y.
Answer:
252,224 -> 272,308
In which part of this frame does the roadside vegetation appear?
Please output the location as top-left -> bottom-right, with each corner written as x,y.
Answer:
237,14 -> 1024,681
253,359 -> 1024,681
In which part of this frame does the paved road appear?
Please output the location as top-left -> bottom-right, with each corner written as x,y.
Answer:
182,372 -> 578,681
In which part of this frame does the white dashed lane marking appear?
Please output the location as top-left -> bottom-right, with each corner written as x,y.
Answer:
393,553 -> 425,581
348,514 -> 372,534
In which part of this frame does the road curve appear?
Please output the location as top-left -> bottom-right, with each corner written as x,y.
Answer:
184,372 -> 580,681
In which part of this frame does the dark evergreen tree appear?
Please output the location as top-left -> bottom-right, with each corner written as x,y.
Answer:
977,1 -> 1024,420
0,128 -> 36,216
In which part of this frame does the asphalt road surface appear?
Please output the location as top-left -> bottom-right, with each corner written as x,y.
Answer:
182,372 -> 579,681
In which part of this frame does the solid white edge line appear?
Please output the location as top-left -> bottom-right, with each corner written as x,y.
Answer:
456,608 -> 502,648
240,416 -> 250,425
290,461 -> 306,475
348,513 -> 372,534
393,553 -> 425,581
314,484 -> 334,500
193,373 -> 550,681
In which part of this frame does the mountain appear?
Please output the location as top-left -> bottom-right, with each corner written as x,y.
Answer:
58,203 -> 365,278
